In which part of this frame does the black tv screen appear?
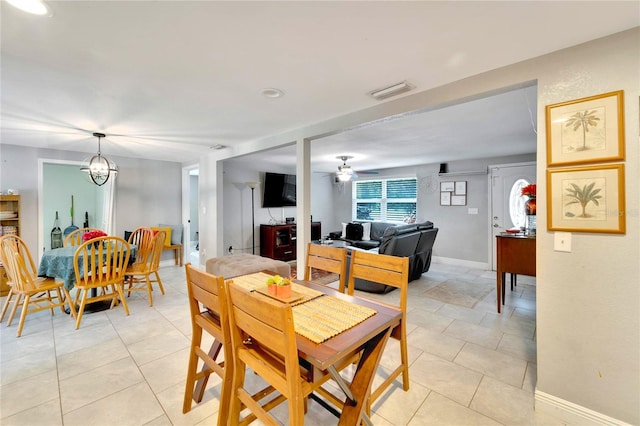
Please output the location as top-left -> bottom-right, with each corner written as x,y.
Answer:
262,172 -> 296,207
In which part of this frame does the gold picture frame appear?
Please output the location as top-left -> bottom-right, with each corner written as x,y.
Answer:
547,164 -> 625,234
546,90 -> 625,167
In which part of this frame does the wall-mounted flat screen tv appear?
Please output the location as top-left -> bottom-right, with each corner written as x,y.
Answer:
262,172 -> 296,208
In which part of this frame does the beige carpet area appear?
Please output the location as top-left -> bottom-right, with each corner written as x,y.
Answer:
423,279 -> 494,308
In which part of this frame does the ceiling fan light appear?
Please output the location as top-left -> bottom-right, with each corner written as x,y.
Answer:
337,172 -> 352,182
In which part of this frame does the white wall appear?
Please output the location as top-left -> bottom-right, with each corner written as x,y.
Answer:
200,28 -> 639,424
221,159 -> 334,254
534,30 -> 639,424
0,144 -> 183,263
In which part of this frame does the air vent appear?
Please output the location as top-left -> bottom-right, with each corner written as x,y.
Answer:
369,81 -> 413,100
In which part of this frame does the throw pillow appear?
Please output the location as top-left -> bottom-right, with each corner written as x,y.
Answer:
150,226 -> 172,247
345,223 -> 364,241
159,223 -> 183,246
361,222 -> 371,241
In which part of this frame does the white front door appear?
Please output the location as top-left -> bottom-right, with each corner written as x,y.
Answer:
489,162 -> 536,270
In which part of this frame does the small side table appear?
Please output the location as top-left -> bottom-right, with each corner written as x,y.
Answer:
496,235 -> 536,313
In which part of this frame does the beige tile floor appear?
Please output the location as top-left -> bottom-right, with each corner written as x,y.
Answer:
0,262 -> 564,425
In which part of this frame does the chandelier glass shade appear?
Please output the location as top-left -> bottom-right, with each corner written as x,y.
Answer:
81,133 -> 118,186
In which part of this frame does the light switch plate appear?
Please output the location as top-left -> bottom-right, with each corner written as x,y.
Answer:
554,232 -> 572,252
468,208 -> 478,215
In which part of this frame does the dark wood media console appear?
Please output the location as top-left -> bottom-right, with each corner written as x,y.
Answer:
260,222 -> 321,261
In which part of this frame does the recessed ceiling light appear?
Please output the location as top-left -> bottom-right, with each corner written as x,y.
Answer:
260,88 -> 284,99
6,0 -> 51,16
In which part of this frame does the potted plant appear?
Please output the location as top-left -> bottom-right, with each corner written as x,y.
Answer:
266,275 -> 279,296
276,277 -> 292,298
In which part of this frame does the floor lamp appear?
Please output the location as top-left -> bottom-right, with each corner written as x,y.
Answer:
246,182 -> 259,254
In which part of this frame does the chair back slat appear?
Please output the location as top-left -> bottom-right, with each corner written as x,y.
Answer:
127,227 -> 154,263
74,236 -> 130,289
0,235 -> 38,291
228,284 -> 291,356
63,227 -> 104,247
149,230 -> 165,270
186,264 -> 226,332
304,243 -> 348,292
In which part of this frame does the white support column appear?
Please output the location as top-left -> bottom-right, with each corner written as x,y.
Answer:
200,155 -> 224,263
296,138 -> 311,273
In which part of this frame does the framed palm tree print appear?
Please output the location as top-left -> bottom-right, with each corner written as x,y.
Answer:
546,90 -> 624,166
547,164 -> 625,234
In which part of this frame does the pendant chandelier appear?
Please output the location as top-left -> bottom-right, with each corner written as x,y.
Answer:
81,132 -> 118,186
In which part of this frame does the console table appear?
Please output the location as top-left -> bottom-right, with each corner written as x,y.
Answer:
496,234 -> 536,313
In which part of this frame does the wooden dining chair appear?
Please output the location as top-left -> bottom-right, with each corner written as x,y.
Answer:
63,227 -> 104,247
127,227 -> 154,264
304,242 -> 348,292
73,235 -> 131,329
226,280 -> 318,425
0,235 -> 76,337
347,250 -> 410,405
182,264 -> 233,425
124,230 -> 166,306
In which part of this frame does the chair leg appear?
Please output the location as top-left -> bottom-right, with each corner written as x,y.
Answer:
7,293 -> 23,326
229,358 -> 247,424
155,271 -> 165,295
63,288 -> 77,319
75,289 -> 88,329
0,287 -> 15,322
16,294 -> 31,337
400,331 -> 410,391
145,275 -> 153,306
183,326 -> 203,414
288,387 -> 305,426
126,275 -> 133,297
116,284 -> 130,316
55,288 -> 66,314
46,290 -> 55,316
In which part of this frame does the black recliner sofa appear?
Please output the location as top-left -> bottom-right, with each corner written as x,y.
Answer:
342,221 -> 439,293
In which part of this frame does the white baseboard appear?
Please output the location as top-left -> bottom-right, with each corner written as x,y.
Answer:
432,256 -> 488,270
535,389 -> 633,426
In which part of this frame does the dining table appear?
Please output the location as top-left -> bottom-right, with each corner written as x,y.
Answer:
220,271 -> 403,425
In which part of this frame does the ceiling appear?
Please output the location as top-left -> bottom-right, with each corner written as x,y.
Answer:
2,2 -> 638,173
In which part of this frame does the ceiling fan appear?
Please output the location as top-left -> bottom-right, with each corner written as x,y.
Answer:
335,156 -> 378,182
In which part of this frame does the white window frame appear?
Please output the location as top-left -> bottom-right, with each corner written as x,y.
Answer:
352,177 -> 417,222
